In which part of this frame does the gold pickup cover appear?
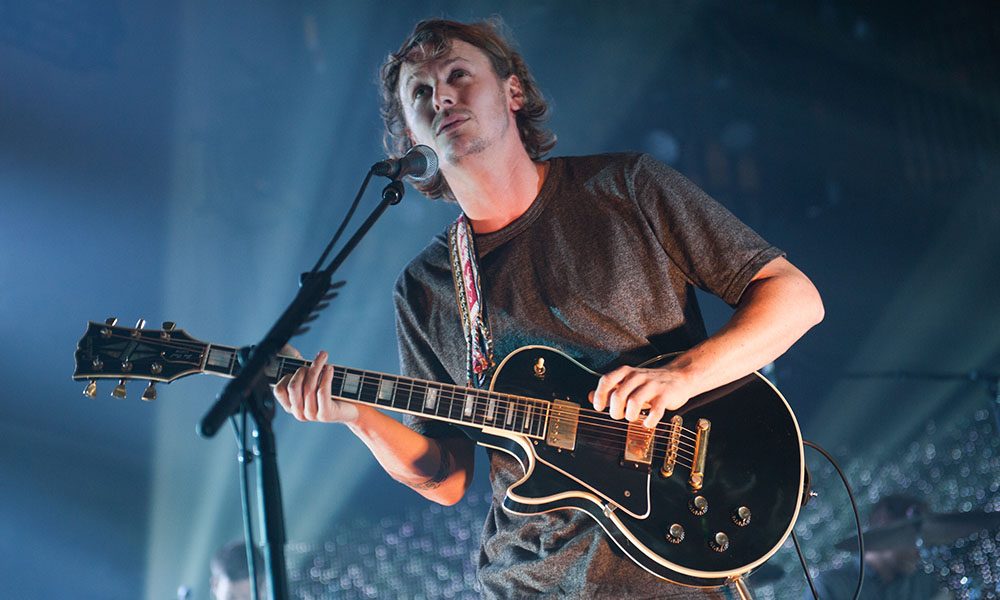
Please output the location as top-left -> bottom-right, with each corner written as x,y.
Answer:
546,399 -> 580,451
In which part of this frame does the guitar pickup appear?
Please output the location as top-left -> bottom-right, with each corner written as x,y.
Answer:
689,418 -> 711,491
660,415 -> 683,478
623,420 -> 654,471
545,399 -> 580,451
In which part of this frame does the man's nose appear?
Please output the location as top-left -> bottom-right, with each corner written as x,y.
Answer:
433,83 -> 456,113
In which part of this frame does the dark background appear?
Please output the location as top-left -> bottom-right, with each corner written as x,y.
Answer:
2,1 -> 998,598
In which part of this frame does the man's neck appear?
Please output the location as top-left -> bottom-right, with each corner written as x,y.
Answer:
445,140 -> 547,234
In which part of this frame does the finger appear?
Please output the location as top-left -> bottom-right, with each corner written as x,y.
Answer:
623,380 -> 657,422
287,367 -> 305,420
315,364 -> 335,421
593,367 -> 629,412
274,374 -> 292,410
302,352 -> 327,420
280,344 -> 303,360
642,406 -> 666,430
610,371 -> 645,421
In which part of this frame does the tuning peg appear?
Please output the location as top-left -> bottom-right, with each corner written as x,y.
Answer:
83,380 -> 98,398
105,317 -> 118,326
141,381 -> 157,401
112,380 -> 127,399
161,321 -> 175,340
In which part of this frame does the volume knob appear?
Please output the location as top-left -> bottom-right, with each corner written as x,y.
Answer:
689,495 -> 708,516
709,532 -> 730,553
665,523 -> 685,544
732,506 -> 752,527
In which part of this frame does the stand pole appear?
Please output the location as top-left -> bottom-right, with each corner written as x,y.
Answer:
733,577 -> 754,600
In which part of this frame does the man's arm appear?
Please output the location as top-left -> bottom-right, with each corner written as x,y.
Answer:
274,351 -> 475,506
591,256 -> 824,427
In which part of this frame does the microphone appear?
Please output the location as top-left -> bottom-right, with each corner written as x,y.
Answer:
370,145 -> 439,182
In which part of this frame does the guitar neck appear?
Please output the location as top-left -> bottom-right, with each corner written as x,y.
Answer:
202,343 -> 548,438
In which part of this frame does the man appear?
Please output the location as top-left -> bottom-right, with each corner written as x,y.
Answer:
275,18 -> 824,598
209,540 -> 265,600
809,495 -> 953,600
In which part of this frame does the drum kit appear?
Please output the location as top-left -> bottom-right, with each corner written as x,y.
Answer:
833,510 -> 1000,553
748,507 -> 1000,594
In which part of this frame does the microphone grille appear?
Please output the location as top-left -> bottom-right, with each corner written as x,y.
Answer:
407,145 -> 439,183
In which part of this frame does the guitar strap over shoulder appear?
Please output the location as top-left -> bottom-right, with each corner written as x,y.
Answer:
448,214 -> 495,389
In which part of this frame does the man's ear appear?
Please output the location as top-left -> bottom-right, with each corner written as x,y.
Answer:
507,75 -> 525,112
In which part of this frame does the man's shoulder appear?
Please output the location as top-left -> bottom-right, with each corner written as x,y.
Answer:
552,151 -> 647,174
393,229 -> 450,299
550,152 -> 677,192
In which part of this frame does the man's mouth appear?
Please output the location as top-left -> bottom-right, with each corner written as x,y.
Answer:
437,116 -> 468,135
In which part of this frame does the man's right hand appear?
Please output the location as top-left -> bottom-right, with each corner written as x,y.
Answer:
274,349 -> 372,424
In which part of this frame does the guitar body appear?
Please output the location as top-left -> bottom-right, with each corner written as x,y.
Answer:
466,346 -> 805,588
74,322 -> 805,589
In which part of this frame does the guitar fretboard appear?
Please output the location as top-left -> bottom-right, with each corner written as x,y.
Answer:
203,344 -> 548,438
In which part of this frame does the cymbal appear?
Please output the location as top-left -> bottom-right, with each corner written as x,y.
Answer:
835,511 -> 1000,552
749,562 -> 785,583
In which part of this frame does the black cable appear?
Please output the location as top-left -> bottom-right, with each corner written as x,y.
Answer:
309,169 -> 374,275
799,439 -> 865,600
791,529 -> 820,599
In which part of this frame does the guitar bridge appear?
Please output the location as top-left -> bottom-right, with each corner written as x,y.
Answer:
545,399 -> 579,451
689,418 -> 711,490
660,415 -> 683,477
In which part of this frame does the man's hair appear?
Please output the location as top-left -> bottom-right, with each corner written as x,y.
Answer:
378,18 -> 556,201
210,540 -> 263,581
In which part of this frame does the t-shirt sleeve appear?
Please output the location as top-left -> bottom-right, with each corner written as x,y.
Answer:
393,268 -> 467,440
630,153 -> 785,307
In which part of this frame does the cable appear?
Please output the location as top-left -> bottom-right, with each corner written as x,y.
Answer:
792,530 -> 820,599
797,439 -> 865,600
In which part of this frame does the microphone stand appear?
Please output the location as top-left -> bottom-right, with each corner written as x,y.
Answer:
197,172 -> 407,600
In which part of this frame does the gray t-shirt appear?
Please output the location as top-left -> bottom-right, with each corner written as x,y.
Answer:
393,153 -> 784,598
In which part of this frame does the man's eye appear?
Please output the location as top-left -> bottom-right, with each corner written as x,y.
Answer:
450,69 -> 467,81
413,85 -> 429,99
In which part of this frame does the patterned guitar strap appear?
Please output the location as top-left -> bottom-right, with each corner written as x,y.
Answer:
448,214 -> 495,389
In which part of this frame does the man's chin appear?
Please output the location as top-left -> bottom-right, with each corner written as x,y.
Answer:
443,139 -> 488,165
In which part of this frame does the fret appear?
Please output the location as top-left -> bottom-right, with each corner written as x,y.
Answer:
330,367 -> 346,396
485,395 -> 496,423
443,388 -> 461,421
462,393 -> 475,419
342,372 -> 361,396
406,383 -> 424,413
357,376 -> 379,405
206,345 -> 235,374
377,377 -> 395,405
424,387 -> 438,411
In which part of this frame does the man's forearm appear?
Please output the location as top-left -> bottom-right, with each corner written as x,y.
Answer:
671,256 -> 824,398
346,408 -> 474,506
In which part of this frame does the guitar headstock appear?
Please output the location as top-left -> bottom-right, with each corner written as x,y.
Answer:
73,318 -> 209,400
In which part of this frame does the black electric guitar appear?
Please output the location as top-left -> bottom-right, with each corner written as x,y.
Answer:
73,319 -> 806,589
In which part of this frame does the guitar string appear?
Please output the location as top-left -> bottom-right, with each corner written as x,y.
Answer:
100,333 -> 705,444
96,333 -> 703,467
94,332 -> 704,446
305,366 -> 703,447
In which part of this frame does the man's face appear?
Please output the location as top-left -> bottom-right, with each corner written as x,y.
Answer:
398,39 -> 523,166
211,576 -> 252,600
